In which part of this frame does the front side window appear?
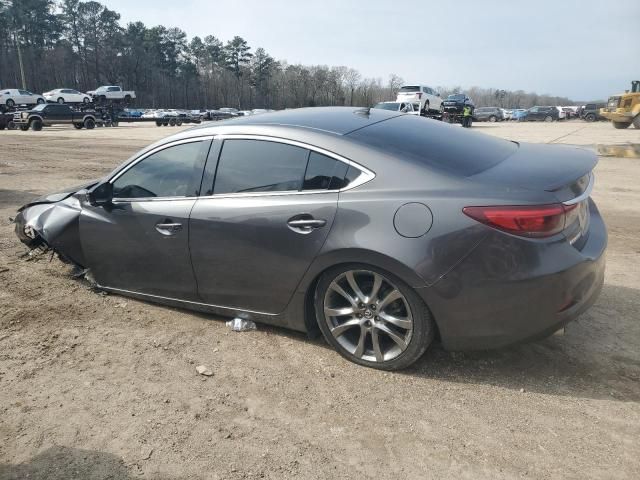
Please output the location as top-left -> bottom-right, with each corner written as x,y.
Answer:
214,140 -> 309,194
113,141 -> 205,199
108,87 -> 120,92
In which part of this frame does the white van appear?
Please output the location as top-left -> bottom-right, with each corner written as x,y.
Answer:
396,85 -> 443,114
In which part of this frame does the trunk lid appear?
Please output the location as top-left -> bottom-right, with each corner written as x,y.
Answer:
470,143 -> 597,202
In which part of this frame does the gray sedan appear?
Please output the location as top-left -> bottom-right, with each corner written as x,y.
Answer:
14,107 -> 607,370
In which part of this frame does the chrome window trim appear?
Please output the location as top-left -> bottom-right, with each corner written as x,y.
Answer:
562,173 -> 594,206
108,133 -> 376,203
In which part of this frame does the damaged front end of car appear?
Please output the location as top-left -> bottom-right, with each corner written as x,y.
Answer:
14,182 -> 97,268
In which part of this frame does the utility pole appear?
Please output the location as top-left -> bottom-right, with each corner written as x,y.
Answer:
14,31 -> 26,89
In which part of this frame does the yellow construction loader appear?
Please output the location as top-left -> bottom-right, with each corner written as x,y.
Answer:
600,80 -> 640,129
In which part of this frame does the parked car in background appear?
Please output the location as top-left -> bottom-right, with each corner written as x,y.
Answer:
523,106 -> 559,122
86,86 -> 136,104
555,107 -> 567,120
563,106 -> 579,119
512,109 -> 527,121
0,89 -> 45,108
14,107 -> 606,370
43,88 -> 91,104
442,93 -> 475,115
219,107 -> 239,115
238,110 -> 253,116
12,103 -> 97,130
580,103 -> 606,122
396,84 -> 443,114
473,107 -> 503,122
373,101 -> 419,114
501,109 -> 513,120
251,109 -> 270,115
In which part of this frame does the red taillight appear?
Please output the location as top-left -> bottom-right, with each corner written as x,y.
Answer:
463,204 -> 576,238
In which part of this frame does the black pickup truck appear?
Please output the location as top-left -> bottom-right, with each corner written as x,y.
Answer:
13,104 -> 98,131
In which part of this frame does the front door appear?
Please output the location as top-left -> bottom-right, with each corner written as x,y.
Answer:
189,138 -> 349,314
80,138 -> 211,300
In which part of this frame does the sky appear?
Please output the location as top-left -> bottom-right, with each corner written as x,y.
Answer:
100,0 -> 639,101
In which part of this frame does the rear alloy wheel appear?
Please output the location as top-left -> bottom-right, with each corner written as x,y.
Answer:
612,121 -> 630,129
83,97 -> 90,104
6,99 -> 15,108
57,97 -> 65,104
316,265 -> 435,370
36,98 -> 45,104
489,115 -> 497,122
544,115 -> 553,122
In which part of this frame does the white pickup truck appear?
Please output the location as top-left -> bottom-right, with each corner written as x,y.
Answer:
86,86 -> 136,104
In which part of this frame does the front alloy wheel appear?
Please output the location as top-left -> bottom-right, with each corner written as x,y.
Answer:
316,266 -> 435,370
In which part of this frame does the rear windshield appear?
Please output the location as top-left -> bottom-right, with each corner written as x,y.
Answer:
399,86 -> 420,92
348,115 -> 518,176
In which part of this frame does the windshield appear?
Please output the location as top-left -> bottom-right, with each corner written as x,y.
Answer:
32,104 -> 47,111
374,102 -> 400,111
399,86 -> 420,92
447,94 -> 465,101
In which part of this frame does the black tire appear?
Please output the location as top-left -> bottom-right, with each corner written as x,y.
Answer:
163,121 -> 169,126
36,98 -> 45,104
156,121 -> 163,127
83,97 -> 90,104
84,118 -> 95,129
30,119 -> 43,131
584,113 -> 596,122
20,125 -> 29,131
169,118 -> 177,126
176,119 -> 183,126
112,121 -> 119,127
488,115 -> 497,122
6,99 -> 15,108
73,123 -> 83,129
57,97 -> 65,104
314,263 -> 436,371
7,121 -> 16,130
632,115 -> 640,129
124,95 -> 132,104
612,121 -> 630,129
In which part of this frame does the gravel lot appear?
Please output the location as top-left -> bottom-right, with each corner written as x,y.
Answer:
1,120 -> 639,480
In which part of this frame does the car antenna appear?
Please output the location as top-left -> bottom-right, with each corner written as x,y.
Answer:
354,107 -> 371,116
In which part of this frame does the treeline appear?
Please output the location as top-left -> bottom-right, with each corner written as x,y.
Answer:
0,0 -> 575,109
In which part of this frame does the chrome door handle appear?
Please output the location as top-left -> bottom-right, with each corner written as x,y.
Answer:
155,221 -> 183,235
287,217 -> 327,234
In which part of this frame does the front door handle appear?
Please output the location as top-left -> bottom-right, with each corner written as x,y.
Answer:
287,215 -> 327,234
155,220 -> 183,236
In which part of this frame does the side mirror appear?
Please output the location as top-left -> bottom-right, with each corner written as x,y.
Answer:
88,182 -> 113,206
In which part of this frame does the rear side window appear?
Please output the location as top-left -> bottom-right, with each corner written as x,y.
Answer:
303,152 -> 349,190
214,140 -> 308,194
348,115 -> 518,176
113,141 -> 206,198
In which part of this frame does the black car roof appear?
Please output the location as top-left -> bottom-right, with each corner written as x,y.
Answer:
197,107 -> 403,135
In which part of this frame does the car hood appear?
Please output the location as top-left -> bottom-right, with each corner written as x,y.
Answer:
18,180 -> 99,211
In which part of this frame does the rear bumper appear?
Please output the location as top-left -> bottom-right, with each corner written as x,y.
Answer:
418,199 -> 607,350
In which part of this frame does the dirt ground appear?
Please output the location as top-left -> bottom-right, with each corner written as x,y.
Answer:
0,120 -> 639,480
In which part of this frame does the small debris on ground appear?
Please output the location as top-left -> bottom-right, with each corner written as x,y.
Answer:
226,318 -> 257,332
196,365 -> 213,376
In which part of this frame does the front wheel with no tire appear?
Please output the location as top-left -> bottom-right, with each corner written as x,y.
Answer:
315,265 -> 435,370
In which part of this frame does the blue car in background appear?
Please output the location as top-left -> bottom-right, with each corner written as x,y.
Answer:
121,109 -> 143,118
512,109 -> 528,121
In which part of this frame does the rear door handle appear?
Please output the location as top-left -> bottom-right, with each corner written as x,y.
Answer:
287,216 -> 327,234
155,221 -> 183,236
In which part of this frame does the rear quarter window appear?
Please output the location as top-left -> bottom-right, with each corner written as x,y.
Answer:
348,115 -> 518,177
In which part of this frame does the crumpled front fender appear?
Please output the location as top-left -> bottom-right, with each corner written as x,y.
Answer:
14,194 -> 86,267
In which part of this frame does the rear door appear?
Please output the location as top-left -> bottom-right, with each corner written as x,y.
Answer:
80,137 -> 212,300
189,137 -> 350,314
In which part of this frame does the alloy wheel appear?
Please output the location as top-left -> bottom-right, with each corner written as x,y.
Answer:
323,270 -> 413,363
